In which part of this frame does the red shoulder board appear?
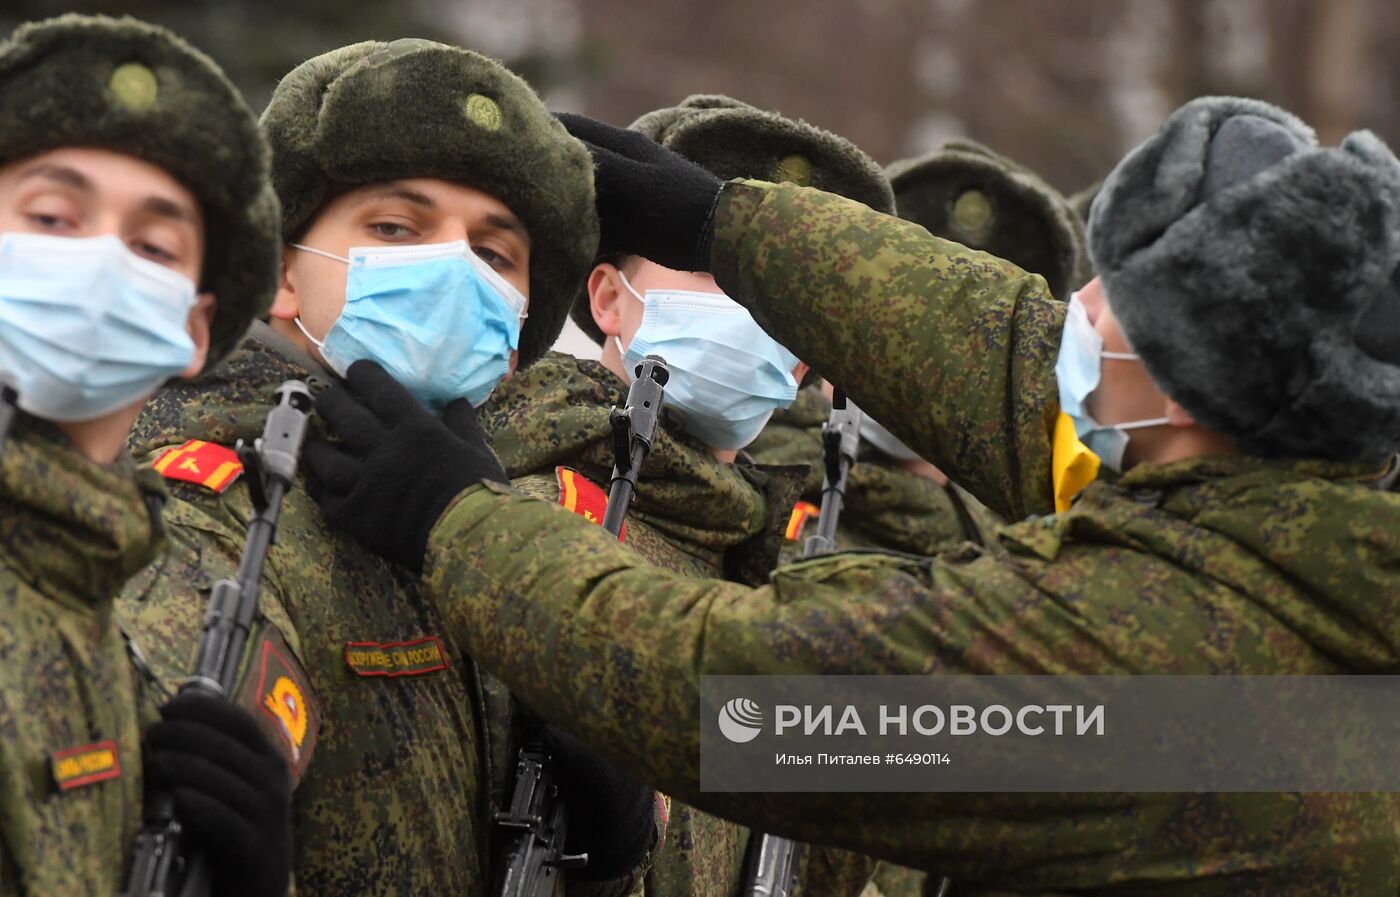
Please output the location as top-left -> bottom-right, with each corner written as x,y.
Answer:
556,467 -> 625,542
237,627 -> 320,785
785,501 -> 820,541
153,439 -> 243,493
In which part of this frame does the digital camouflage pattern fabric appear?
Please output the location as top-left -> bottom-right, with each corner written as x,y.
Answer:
482,352 -> 807,897
119,327 -> 493,897
413,182 -> 1400,895
0,419 -> 164,896
748,386 -> 1002,560
118,324 -> 658,897
481,351 -> 803,585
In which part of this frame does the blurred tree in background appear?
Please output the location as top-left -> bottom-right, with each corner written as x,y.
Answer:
3,0 -> 1397,194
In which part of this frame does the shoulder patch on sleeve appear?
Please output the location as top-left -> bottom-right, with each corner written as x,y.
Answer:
237,627 -> 320,785
555,466 -> 626,542
785,501 -> 820,541
152,439 -> 243,493
50,740 -> 121,792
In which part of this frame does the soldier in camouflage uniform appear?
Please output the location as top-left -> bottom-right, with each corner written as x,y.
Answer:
749,140 -> 1087,561
116,38 -> 660,897
0,15 -> 291,897
482,95 -> 894,897
308,97 -> 1400,895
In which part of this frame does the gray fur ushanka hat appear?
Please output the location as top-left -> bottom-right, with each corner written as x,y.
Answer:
0,14 -> 280,367
1090,95 -> 1400,462
887,140 -> 1089,300
261,38 -> 598,367
571,94 -> 894,343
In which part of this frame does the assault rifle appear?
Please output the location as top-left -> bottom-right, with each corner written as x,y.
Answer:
494,356 -> 669,897
120,380 -> 313,897
742,391 -> 863,897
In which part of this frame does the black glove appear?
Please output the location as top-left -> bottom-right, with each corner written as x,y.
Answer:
544,723 -> 656,882
142,693 -> 292,897
557,112 -> 723,271
304,360 -> 507,573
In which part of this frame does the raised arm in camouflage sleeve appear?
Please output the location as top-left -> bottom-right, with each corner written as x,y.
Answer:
708,180 -> 1065,521
418,470 -> 1400,894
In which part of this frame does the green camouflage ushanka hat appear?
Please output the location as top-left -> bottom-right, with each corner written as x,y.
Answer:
886,140 -> 1088,300
0,14 -> 280,366
261,38 -> 597,367
571,94 -> 894,343
1091,96 -> 1400,462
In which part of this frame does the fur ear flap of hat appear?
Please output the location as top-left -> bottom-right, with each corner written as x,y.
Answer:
886,140 -> 1089,300
262,38 -> 597,367
0,14 -> 281,367
571,94 -> 893,344
1091,95 -> 1400,462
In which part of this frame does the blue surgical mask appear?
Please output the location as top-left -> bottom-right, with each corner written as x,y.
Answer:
1054,291 -> 1168,472
0,232 -> 196,422
293,240 -> 527,412
616,271 -> 799,451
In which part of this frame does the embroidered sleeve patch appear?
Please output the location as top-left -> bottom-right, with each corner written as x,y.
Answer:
152,439 -> 243,492
556,467 -> 625,541
344,636 -> 450,678
785,501 -> 820,541
237,627 -> 320,785
50,740 -> 121,792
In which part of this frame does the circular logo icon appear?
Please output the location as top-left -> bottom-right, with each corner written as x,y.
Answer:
718,697 -> 764,743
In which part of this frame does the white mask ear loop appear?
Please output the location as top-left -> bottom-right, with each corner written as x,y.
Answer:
610,268 -> 645,371
615,268 -> 647,303
291,243 -> 350,265
286,246 -> 347,350
293,316 -> 326,349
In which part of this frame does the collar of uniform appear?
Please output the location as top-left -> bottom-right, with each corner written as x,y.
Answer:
746,384 -> 831,494
480,351 -> 773,557
1115,453 -> 1391,493
127,325 -> 327,464
0,416 -> 165,608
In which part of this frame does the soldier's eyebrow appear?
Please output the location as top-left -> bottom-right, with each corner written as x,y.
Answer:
17,163 -> 92,192
349,183 -> 436,210
141,195 -> 199,226
481,211 -> 531,248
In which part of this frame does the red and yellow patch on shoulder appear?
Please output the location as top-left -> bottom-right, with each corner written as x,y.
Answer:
556,467 -> 625,541
152,439 -> 243,493
50,740 -> 121,792
785,501 -> 820,541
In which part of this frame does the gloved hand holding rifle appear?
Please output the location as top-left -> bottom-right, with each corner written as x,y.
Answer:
122,381 -> 311,897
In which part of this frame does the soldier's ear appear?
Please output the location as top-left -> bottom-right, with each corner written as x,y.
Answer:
269,244 -> 300,322
588,263 -> 625,338
179,292 -> 218,378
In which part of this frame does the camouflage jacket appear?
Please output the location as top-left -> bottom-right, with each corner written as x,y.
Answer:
748,386 -> 1003,559
482,353 -> 808,897
410,182 -> 1400,895
483,351 -> 803,586
118,327 -> 658,897
0,419 -> 163,896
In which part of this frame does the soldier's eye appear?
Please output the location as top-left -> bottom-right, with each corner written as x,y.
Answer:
371,222 -> 415,239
